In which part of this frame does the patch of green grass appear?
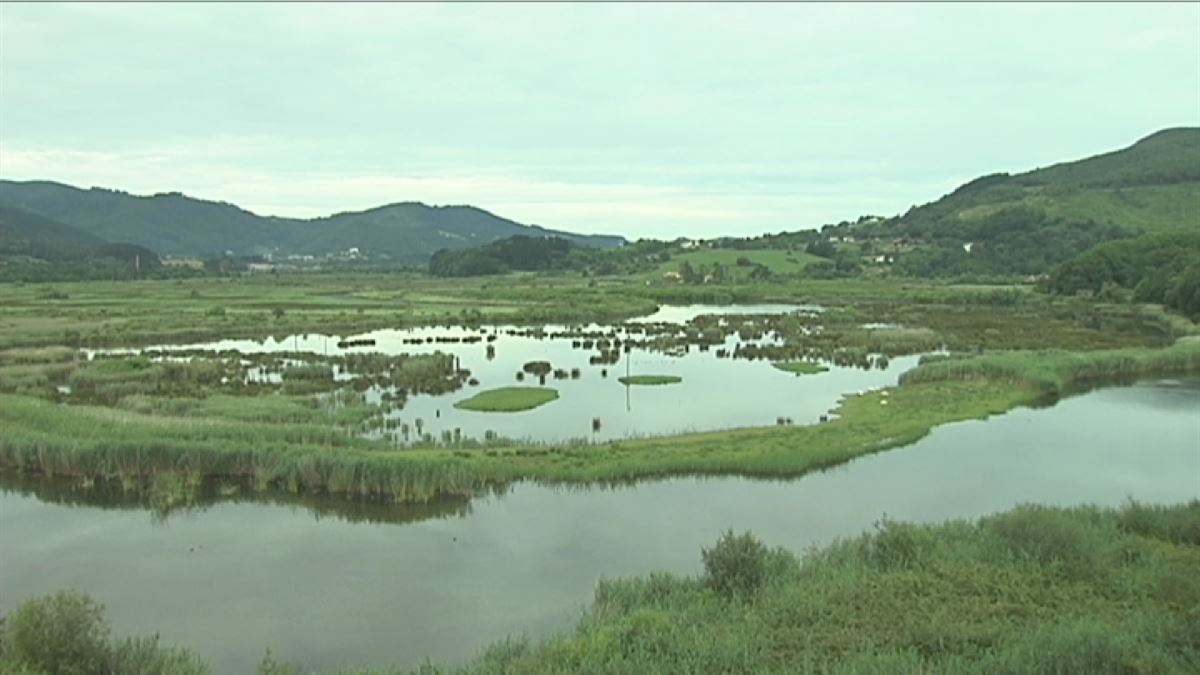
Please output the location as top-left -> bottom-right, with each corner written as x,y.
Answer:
617,374 -> 683,385
771,361 -> 829,376
453,387 -> 559,412
649,247 -> 823,281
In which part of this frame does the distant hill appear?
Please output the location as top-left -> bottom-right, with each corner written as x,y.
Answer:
0,202 -> 104,246
297,202 -> 624,263
844,128 -> 1200,277
0,180 -> 624,263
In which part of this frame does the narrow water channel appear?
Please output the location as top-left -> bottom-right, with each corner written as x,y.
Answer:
1,379 -> 1197,673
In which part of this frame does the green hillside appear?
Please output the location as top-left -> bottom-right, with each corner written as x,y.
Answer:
0,180 -> 623,261
299,202 -> 623,264
0,181 -> 287,255
0,202 -> 103,246
1016,127 -> 1200,188
651,247 -> 824,281
842,128 -> 1199,277
1048,230 -> 1200,317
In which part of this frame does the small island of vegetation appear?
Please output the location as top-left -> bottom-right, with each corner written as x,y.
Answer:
453,386 -> 559,412
617,374 -> 683,386
771,360 -> 830,375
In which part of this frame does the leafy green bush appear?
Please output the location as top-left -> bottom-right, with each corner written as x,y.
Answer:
0,590 -> 111,675
0,592 -> 211,675
984,505 -> 1107,579
865,519 -> 938,570
1117,500 -> 1200,546
701,530 -> 769,599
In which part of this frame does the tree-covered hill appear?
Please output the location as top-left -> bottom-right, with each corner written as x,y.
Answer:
0,201 -> 169,282
0,202 -> 103,246
840,128 -> 1199,277
0,181 -> 287,255
298,202 -> 623,265
1047,230 -> 1200,318
429,235 -> 576,276
0,180 -> 624,262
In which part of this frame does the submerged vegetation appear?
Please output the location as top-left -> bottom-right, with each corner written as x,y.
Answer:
453,386 -> 560,412
5,501 -> 1197,674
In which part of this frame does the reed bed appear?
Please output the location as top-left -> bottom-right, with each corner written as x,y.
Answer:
900,337 -> 1200,394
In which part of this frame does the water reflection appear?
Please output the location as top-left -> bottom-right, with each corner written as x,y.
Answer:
91,304 -> 910,446
1,379 -> 1196,674
0,473 -> 477,527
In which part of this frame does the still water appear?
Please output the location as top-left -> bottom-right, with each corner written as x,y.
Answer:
100,304 -> 906,444
1,380 -> 1197,673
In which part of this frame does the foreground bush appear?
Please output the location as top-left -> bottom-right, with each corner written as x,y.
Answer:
0,591 -> 110,675
701,529 -> 771,599
0,591 -> 208,675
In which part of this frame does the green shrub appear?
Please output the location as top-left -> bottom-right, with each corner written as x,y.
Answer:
0,590 -> 111,675
112,635 -> 210,675
701,530 -> 769,600
984,505 -> 1107,579
865,519 -> 938,570
1117,500 -> 1200,546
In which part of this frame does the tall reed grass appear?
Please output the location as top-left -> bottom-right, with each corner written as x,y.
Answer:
900,337 -> 1200,394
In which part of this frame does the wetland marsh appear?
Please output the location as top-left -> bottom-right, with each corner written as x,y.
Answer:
1,278 -> 1198,674
2,378 -> 1196,672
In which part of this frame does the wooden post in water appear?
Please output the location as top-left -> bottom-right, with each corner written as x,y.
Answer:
626,344 -> 632,411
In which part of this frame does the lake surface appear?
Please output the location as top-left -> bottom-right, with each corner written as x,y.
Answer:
2,378 -> 1196,673
99,304 -> 906,445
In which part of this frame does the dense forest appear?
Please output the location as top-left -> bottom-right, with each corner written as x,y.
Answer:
428,236 -> 575,276
1046,230 -> 1200,317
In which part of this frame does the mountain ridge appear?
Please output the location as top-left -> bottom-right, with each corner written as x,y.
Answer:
0,179 -> 625,262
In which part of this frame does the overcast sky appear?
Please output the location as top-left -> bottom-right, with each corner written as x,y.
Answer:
1,3 -> 1197,239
